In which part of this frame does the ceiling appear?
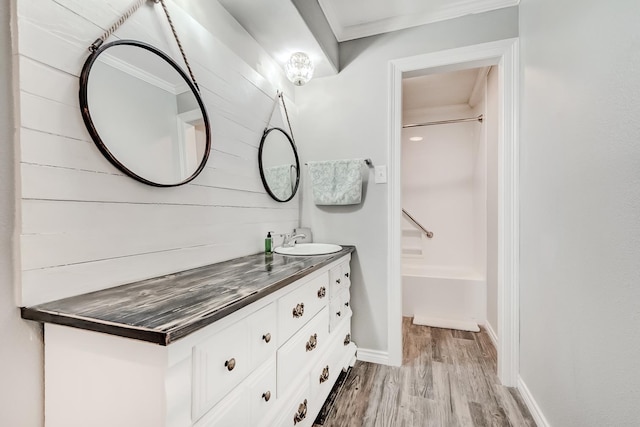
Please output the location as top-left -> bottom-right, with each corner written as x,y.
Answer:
318,0 -> 519,41
216,0 -> 517,81
403,68 -> 486,112
217,0 -> 339,79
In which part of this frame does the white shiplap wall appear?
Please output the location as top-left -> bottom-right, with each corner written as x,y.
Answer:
16,0 -> 299,306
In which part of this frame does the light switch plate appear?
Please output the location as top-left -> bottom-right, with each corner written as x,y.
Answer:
374,165 -> 387,184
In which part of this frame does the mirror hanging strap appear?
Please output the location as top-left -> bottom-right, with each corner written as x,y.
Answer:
280,92 -> 297,147
89,0 -> 147,52
265,91 -> 297,147
157,0 -> 200,91
87,0 -> 200,91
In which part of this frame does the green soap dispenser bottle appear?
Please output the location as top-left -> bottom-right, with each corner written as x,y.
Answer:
265,232 -> 273,254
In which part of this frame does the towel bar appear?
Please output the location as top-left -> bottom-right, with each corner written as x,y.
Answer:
304,158 -> 373,167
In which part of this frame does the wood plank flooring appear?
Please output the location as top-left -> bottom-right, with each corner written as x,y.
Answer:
315,318 -> 536,427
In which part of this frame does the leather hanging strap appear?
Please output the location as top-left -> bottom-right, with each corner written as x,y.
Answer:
265,91 -> 297,147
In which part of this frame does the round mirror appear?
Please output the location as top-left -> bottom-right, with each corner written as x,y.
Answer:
79,40 -> 211,187
258,127 -> 300,202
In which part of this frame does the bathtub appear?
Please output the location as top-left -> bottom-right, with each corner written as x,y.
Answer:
402,265 -> 486,331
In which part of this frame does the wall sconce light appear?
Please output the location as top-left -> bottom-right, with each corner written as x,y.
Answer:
285,52 -> 314,86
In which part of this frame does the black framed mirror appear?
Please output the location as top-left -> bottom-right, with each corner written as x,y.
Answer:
258,127 -> 300,202
79,40 -> 211,187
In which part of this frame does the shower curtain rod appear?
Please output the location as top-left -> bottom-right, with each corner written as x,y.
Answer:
403,114 -> 483,129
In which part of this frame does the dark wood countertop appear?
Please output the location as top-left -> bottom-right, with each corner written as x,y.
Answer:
21,246 -> 355,345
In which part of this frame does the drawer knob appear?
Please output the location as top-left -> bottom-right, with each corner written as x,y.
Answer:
345,301 -> 350,307
262,390 -> 271,402
306,333 -> 318,352
262,333 -> 272,343
319,365 -> 330,384
345,272 -> 349,278
336,311 -> 341,317
293,399 -> 307,424
336,278 -> 341,284
344,333 -> 351,346
317,286 -> 327,299
292,303 -> 305,318
224,358 -> 236,371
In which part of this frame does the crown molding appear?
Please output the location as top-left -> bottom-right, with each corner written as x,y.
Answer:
319,0 -> 519,42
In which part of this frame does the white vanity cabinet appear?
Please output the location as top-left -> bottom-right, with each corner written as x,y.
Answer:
41,253 -> 355,427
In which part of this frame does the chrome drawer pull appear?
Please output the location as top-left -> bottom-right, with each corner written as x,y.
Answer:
306,333 -> 318,352
224,358 -> 236,371
262,390 -> 271,402
262,333 -> 272,343
317,286 -> 327,299
292,303 -> 304,318
319,365 -> 330,384
293,399 -> 307,424
344,333 -> 351,346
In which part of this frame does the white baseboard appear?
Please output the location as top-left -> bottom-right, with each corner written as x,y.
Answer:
483,321 -> 499,348
517,375 -> 551,427
356,348 -> 389,365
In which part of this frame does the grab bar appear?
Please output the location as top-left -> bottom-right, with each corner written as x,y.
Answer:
402,209 -> 434,239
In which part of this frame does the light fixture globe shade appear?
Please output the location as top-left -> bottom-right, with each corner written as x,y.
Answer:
285,52 -> 314,86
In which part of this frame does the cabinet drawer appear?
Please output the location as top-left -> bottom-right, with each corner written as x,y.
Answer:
193,320 -> 250,421
278,272 -> 329,345
329,288 -> 351,331
248,302 -> 277,370
277,307 -> 329,396
328,265 -> 343,299
309,349 -> 341,414
329,261 -> 351,298
247,356 -> 277,427
277,383 -> 312,427
332,316 -> 353,360
341,261 -> 351,290
193,381 -> 248,427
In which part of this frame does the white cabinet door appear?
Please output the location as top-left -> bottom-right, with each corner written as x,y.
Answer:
246,357 -> 277,427
248,302 -> 278,370
193,383 -> 248,427
192,320 -> 250,421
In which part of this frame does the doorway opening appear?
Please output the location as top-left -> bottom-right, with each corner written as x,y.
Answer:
401,65 -> 496,337
387,39 -> 519,386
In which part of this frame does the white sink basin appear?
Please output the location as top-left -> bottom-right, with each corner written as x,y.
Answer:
274,243 -> 342,256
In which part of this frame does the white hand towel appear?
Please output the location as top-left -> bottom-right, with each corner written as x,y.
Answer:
307,159 -> 364,205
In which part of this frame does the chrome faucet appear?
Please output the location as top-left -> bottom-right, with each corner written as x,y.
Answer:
282,233 -> 306,248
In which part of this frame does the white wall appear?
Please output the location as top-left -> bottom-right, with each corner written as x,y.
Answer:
472,97 -> 488,278
296,7 -> 518,353
485,66 -> 499,336
519,0 -> 640,425
402,104 -> 481,273
15,0 -> 299,306
0,0 -> 44,424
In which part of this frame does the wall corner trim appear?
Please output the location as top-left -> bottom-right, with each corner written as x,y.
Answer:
517,375 -> 552,427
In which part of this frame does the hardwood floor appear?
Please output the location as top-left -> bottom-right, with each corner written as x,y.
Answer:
314,318 -> 536,427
